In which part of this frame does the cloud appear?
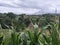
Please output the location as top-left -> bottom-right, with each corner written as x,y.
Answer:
0,6 -> 39,14
0,0 -> 60,14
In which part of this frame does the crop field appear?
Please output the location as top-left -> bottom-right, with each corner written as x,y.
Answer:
0,23 -> 60,45
0,13 -> 60,45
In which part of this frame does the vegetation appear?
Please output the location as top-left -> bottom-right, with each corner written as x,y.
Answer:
0,23 -> 60,45
0,12 -> 60,45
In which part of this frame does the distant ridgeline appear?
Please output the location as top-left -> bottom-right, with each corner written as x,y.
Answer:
0,12 -> 60,31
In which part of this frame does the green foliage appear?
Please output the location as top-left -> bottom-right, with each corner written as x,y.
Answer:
51,23 -> 59,45
24,18 -> 31,27
0,24 -> 60,45
0,13 -> 60,45
11,31 -> 21,45
0,36 -> 3,45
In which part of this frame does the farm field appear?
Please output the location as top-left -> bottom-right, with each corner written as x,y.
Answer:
0,0 -> 60,45
0,13 -> 60,45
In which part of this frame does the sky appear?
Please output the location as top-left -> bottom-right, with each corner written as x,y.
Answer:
0,0 -> 60,14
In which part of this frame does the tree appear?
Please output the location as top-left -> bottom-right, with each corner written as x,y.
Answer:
7,12 -> 16,19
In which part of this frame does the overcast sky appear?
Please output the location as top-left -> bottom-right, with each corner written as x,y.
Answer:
0,0 -> 60,14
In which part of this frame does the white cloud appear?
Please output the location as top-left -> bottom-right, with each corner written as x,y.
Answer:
0,0 -> 60,14
0,6 -> 39,14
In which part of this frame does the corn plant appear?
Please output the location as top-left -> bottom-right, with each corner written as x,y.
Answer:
50,23 -> 59,45
20,32 -> 28,45
11,31 -> 21,45
26,29 -> 41,45
0,36 -> 3,45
